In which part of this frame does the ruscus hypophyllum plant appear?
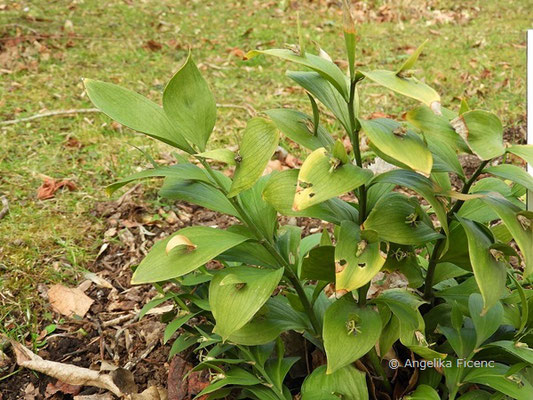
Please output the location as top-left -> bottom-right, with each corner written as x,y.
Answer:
84,5 -> 533,400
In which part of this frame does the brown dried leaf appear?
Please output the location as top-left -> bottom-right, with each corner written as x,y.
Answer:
37,178 -> 77,200
48,284 -> 94,317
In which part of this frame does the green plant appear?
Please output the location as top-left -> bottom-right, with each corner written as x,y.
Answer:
84,4 -> 533,399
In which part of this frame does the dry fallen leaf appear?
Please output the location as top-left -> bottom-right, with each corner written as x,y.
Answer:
37,178 -> 77,200
45,380 -> 82,397
48,284 -> 94,317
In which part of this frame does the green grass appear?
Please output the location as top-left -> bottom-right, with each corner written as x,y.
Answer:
0,0 -> 529,339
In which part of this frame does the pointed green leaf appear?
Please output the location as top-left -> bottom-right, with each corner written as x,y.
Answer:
397,40 -> 428,74
197,367 -> 261,396
364,193 -> 443,245
463,364 -> 533,400
486,340 -> 533,364
238,176 -> 278,240
374,289 -> 426,330
106,164 -> 211,195
450,110 -> 504,160
342,0 -> 356,80
361,70 -> 440,108
323,300 -> 382,374
228,118 -> 279,197
360,118 -> 433,175
262,170 -> 359,224
507,144 -> 533,166
163,54 -> 216,151
294,148 -> 372,211
84,79 -> 193,152
459,98 -> 471,115
247,49 -> 349,100
131,227 -> 248,284
458,217 -> 507,311
485,164 -> 533,192
210,266 -> 284,340
301,365 -> 368,400
335,222 -> 386,293
468,293 -> 503,348
266,108 -> 333,150
163,312 -> 199,343
196,149 -> 236,165
287,71 -> 355,132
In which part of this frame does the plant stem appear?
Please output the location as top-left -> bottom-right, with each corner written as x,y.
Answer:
196,157 -> 322,337
367,347 -> 392,393
357,281 -> 370,307
423,159 -> 490,299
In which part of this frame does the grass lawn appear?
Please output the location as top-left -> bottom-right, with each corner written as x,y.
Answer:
0,0 -> 529,342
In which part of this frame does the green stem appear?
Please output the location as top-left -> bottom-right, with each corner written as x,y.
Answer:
197,157 -> 322,337
367,347 -> 392,393
423,159 -> 490,300
358,281 -> 370,307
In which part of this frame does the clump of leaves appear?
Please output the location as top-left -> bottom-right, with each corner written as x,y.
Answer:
85,4 -> 533,399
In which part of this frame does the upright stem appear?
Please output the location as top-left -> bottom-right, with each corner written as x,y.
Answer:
197,157 -> 322,336
423,159 -> 490,299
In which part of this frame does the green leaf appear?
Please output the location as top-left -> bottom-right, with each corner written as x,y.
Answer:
481,195 -> 532,276
84,79 -> 193,152
106,164 -> 211,195
360,118 -> 433,175
364,193 -> 443,245
169,334 -> 197,359
238,176 -> 278,240
248,49 -> 349,100
406,105 -> 468,152
450,110 -> 505,160
262,170 -> 359,224
335,222 -> 386,293
265,108 -> 333,150
361,69 -> 440,108
301,365 -> 368,400
458,217 -> 507,312
468,293 -> 503,348
507,144 -> 533,165
293,148 -> 372,210
131,227 -> 248,284
287,71 -> 354,132
229,118 -> 279,197
163,53 -> 216,151
485,164 -> 533,192
301,246 -> 335,282
456,391 -> 491,400
379,314 -> 400,357
342,0 -> 356,80
163,312 -> 199,343
463,364 -> 533,400
404,384 -> 439,400
160,178 -> 239,217
486,340 -> 533,364
323,300 -> 382,374
196,367 -> 261,396
374,289 -> 426,331
210,266 -> 284,340
397,40 -> 428,74
196,149 -> 236,165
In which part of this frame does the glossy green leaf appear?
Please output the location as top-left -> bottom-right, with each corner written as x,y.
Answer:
360,118 -> 433,175
160,178 -> 239,217
229,118 -> 279,197
163,54 -> 216,151
468,293 -> 503,348
335,221 -> 386,293
463,364 -> 533,400
450,110 -> 505,160
131,227 -> 248,284
458,217 -> 507,312
84,79 -> 194,152
404,384 -> 440,400
210,266 -> 284,340
293,148 -> 372,210
301,246 -> 335,282
486,340 -> 533,364
364,192 -> 443,245
106,164 -> 211,195
507,144 -> 533,165
301,365 -> 368,400
262,170 -> 359,224
485,164 -> 533,192
247,49 -> 349,100
361,69 -> 440,107
323,300 -> 382,374
374,289 -> 426,330
196,149 -> 236,165
286,71 -> 354,132
265,108 -> 333,150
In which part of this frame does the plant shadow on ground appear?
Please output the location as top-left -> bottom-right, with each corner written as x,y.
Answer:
0,0 -> 529,397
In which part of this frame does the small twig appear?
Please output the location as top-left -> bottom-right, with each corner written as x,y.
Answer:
1,108 -> 100,126
0,196 -> 8,220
